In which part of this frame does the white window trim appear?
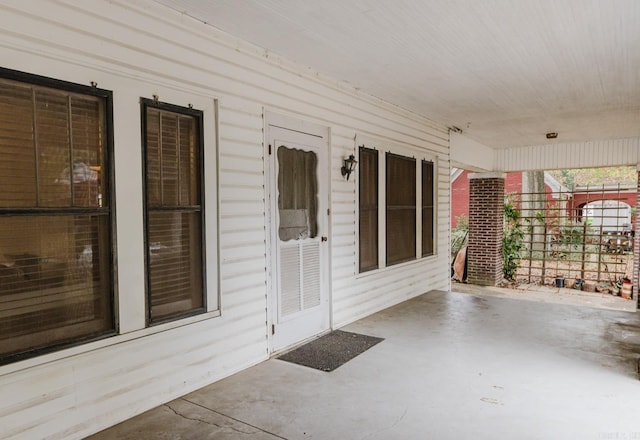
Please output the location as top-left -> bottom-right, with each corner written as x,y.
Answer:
117,90 -> 220,333
0,87 -> 221,372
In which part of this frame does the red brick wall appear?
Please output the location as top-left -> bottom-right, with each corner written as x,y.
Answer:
505,172 -> 523,194
467,174 -> 505,286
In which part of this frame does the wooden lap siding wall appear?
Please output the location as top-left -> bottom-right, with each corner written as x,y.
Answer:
0,1 -> 450,439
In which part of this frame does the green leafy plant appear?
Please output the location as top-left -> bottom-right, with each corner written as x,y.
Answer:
502,200 -> 524,280
557,224 -> 583,245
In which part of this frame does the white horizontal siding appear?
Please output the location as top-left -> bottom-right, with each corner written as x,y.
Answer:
0,0 -> 450,439
330,124 -> 450,327
496,137 -> 640,172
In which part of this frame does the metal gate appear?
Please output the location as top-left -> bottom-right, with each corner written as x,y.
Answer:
513,183 -> 635,290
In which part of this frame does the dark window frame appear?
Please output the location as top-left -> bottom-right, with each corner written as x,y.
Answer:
358,146 -> 379,272
0,67 -> 116,365
421,160 -> 435,257
357,145 -> 437,274
140,98 -> 207,326
385,152 -> 417,266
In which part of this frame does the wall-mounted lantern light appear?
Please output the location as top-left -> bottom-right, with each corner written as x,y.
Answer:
341,154 -> 357,180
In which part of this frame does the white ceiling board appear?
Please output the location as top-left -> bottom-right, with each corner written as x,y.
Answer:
153,0 -> 640,149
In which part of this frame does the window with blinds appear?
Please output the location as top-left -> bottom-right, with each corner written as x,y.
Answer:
142,99 -> 205,324
422,160 -> 435,257
386,153 -> 417,266
0,69 -> 115,364
358,147 -> 378,272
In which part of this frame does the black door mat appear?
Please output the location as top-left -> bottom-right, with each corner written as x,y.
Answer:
276,330 -> 384,372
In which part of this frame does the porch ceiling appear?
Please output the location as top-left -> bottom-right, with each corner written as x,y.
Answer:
153,0 -> 640,150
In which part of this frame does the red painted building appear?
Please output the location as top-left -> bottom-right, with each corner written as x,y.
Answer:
451,170 -> 559,228
568,186 -> 637,229
452,170 -> 637,230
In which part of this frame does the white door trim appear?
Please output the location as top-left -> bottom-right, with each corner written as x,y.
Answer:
264,111 -> 331,353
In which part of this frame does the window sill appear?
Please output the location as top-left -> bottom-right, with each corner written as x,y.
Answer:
0,309 -> 221,377
355,253 -> 438,279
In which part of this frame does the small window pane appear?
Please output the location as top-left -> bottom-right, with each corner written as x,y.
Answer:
386,153 -> 416,265
160,113 -> 179,206
146,110 -> 162,206
179,116 -> 199,206
0,215 -> 113,360
0,82 -> 36,207
422,160 -> 435,257
148,211 -> 203,321
359,147 -> 378,272
277,146 -> 318,241
71,96 -> 103,207
35,90 -> 72,207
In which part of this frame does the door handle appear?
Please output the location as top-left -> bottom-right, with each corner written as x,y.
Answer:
321,236 -> 328,242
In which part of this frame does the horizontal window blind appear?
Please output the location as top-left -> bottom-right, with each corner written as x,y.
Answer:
359,147 -> 378,272
0,74 -> 114,363
143,103 -> 205,323
386,153 -> 416,266
422,160 -> 435,257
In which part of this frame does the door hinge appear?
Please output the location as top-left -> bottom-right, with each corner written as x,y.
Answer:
327,208 -> 331,216
271,324 -> 275,335
268,144 -> 272,155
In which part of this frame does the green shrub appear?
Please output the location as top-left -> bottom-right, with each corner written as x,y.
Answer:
502,201 -> 524,280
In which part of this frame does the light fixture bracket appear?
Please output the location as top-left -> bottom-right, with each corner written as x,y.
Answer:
341,154 -> 357,181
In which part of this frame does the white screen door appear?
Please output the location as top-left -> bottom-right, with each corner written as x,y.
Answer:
267,118 -> 329,351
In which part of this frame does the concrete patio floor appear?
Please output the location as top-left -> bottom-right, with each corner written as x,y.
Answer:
453,281 -> 638,313
89,290 -> 640,440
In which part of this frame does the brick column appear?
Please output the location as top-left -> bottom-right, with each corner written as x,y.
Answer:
634,166 -> 640,306
467,172 -> 505,286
